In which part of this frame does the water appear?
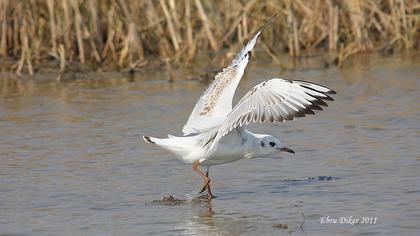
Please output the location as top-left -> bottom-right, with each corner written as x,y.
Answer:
0,53 -> 419,235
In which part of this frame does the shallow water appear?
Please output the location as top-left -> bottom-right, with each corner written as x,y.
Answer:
0,53 -> 419,235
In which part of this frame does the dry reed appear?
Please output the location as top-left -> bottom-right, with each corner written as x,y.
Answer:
0,0 -> 419,77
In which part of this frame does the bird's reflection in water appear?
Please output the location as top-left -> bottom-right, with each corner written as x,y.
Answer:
173,195 -> 305,235
175,196 -> 251,236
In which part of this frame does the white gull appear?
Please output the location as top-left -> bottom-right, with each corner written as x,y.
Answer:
143,15 -> 335,199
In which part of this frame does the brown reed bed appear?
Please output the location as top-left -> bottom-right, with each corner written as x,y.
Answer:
0,0 -> 419,78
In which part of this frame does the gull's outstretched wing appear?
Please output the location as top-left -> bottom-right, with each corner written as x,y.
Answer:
182,14 -> 277,135
204,78 -> 336,153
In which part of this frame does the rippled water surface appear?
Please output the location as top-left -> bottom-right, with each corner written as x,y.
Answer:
0,54 -> 419,235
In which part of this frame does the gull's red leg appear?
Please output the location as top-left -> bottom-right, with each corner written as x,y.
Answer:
205,168 -> 214,199
199,167 -> 211,194
192,161 -> 210,194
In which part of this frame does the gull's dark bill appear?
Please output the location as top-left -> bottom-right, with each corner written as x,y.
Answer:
279,147 -> 295,154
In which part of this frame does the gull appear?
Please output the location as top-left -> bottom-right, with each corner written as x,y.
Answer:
143,15 -> 335,199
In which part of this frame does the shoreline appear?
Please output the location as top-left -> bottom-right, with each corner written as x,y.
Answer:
1,50 -> 418,82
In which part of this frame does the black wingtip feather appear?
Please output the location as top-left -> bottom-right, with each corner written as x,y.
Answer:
294,111 -> 306,117
321,94 -> 334,101
304,109 -> 315,115
309,104 -> 323,111
295,80 -> 336,94
312,98 -> 328,107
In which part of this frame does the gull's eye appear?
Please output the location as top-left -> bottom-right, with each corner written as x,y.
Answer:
269,142 -> 275,147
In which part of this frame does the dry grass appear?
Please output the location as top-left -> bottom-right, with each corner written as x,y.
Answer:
0,0 -> 419,77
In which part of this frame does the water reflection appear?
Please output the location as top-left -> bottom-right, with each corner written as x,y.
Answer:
0,53 -> 419,235
172,197 -> 307,235
176,200 -> 255,236
176,199 -> 221,235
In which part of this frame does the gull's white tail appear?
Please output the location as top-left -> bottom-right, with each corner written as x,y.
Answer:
142,135 -> 198,158
143,135 -> 176,148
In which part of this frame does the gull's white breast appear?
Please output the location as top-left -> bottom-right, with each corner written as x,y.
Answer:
199,129 -> 254,166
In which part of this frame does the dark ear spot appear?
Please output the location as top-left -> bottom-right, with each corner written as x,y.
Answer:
269,141 -> 275,147
260,141 -> 265,147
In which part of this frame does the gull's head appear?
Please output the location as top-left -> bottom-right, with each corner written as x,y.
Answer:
259,135 -> 295,156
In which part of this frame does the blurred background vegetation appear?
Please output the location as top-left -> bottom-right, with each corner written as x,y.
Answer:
0,0 -> 419,77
